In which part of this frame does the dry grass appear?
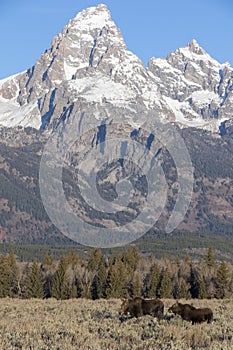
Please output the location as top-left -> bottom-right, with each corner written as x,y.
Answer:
0,298 -> 232,349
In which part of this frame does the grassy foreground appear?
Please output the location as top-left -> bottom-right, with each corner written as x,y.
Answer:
0,298 -> 232,350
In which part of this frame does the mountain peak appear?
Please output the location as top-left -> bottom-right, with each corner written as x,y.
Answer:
171,39 -> 220,68
70,4 -> 112,32
47,3 -> 126,80
188,39 -> 206,55
8,3 -> 127,105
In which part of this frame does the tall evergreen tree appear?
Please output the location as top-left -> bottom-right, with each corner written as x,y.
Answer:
132,275 -> 142,297
215,261 -> 229,299
158,268 -> 172,298
42,253 -> 54,268
91,256 -> 107,299
87,248 -> 103,272
7,251 -> 17,296
51,255 -> 69,300
66,251 -> 80,269
147,263 -> 160,298
189,266 -> 199,298
198,278 -> 207,299
0,257 -> 12,297
0,252 -> 17,297
105,265 -> 119,299
41,253 -> 55,298
105,260 -> 127,298
24,260 -> 44,299
205,246 -> 216,268
122,247 -> 140,272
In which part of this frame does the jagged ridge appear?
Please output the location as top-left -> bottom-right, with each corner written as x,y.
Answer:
0,5 -> 232,133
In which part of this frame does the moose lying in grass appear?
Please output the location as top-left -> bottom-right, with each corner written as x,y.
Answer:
168,301 -> 213,325
119,297 -> 164,320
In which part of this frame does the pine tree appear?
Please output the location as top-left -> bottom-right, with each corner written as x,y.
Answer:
7,251 -> 17,296
24,260 -> 44,299
105,265 -> 120,298
105,260 -> 127,298
158,268 -> 172,298
87,248 -> 103,271
215,261 -> 229,299
0,257 -> 12,297
41,253 -> 55,298
51,255 -> 69,300
147,263 -> 160,298
205,246 -> 216,268
198,279 -> 207,299
123,247 -> 140,272
42,253 -> 54,268
189,266 -> 199,298
132,275 -> 142,297
0,252 -> 17,297
66,251 -> 80,269
91,256 -> 107,299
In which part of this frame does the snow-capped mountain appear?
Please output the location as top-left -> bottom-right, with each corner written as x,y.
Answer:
0,4 -> 232,133
148,40 -> 233,131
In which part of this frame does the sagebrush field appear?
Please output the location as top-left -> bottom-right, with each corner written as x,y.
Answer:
0,298 -> 232,350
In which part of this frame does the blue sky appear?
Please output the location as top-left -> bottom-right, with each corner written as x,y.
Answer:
0,0 -> 232,79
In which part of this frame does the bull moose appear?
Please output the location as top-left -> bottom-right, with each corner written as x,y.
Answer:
168,301 -> 213,324
119,297 -> 164,320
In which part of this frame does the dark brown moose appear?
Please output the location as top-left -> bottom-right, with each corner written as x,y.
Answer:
119,297 -> 164,320
168,301 -> 213,325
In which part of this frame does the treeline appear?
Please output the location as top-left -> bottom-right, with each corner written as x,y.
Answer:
0,247 -> 232,300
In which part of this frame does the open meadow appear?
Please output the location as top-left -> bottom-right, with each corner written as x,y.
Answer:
0,298 -> 232,350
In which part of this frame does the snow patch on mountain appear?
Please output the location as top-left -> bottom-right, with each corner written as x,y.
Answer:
163,96 -> 207,127
68,73 -> 136,103
0,100 -> 41,129
0,71 -> 42,128
190,90 -> 221,106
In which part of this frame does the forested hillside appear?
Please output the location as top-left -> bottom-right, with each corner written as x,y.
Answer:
0,126 -> 233,258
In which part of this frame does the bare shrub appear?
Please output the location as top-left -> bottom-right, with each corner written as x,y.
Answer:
0,298 -> 232,349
